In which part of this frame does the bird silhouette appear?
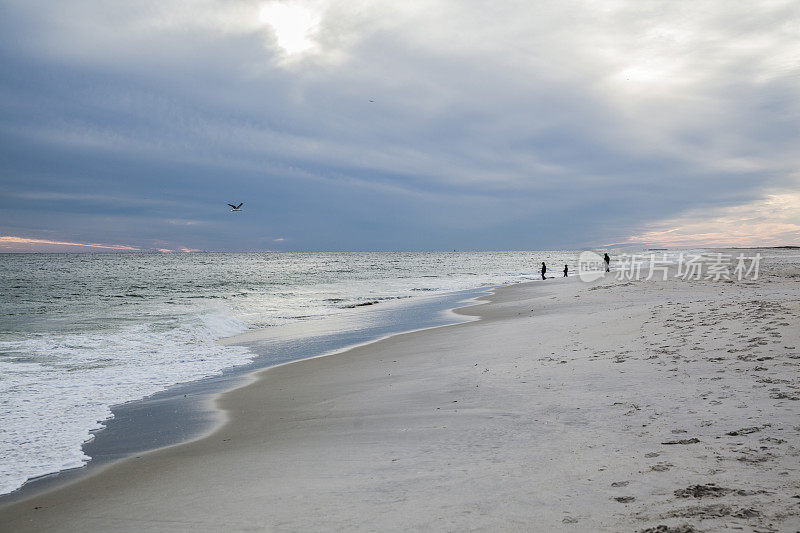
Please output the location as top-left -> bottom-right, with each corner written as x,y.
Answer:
228,203 -> 244,211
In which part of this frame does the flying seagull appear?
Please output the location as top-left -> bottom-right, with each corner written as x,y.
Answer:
228,202 -> 244,212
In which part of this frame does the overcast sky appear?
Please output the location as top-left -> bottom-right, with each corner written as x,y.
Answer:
1,0 -> 799,252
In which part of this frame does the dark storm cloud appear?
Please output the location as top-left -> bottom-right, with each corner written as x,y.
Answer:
1,0 -> 799,251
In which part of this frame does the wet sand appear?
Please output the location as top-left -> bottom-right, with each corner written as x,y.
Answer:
1,271 -> 799,531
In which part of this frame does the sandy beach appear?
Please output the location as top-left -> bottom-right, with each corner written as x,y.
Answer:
2,269 -> 799,532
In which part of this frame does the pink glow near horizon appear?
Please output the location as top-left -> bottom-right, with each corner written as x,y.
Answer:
0,236 -> 198,253
0,235 -> 142,251
609,192 -> 800,248
608,227 -> 800,248
156,247 -> 202,253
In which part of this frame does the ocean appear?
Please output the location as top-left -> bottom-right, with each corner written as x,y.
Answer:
0,251 -> 584,495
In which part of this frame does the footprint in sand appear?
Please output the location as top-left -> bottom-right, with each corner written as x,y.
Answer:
674,484 -> 733,498
661,438 -> 700,445
639,524 -> 697,532
650,463 -> 673,472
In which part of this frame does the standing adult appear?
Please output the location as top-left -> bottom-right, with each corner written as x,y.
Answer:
604,253 -> 611,272
541,262 -> 547,280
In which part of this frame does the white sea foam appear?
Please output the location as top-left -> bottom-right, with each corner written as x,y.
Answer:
0,309 -> 251,495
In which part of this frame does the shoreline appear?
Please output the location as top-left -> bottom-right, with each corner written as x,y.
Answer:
0,285 -> 491,506
2,268 -> 798,531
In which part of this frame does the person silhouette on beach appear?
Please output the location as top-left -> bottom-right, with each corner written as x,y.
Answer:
563,264 -> 568,277
604,253 -> 610,272
541,262 -> 547,280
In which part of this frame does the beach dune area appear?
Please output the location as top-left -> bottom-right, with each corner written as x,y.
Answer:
1,270 -> 799,532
